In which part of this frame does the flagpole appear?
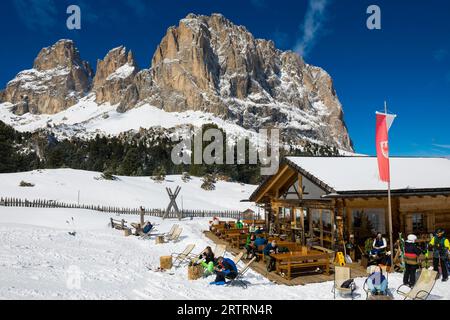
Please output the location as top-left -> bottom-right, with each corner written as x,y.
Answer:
385,101 -> 394,272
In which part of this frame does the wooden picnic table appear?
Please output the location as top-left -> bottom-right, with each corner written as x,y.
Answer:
270,250 -> 331,280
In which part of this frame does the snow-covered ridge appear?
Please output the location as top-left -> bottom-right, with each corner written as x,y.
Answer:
106,64 -> 135,81
7,67 -> 70,92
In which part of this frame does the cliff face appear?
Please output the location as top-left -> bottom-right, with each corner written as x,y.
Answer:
119,14 -> 352,150
93,46 -> 139,105
0,14 -> 353,151
2,40 -> 93,115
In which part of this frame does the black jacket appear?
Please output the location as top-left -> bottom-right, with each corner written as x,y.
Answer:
199,252 -> 215,264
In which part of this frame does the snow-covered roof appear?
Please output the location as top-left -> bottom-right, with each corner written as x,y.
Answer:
285,156 -> 450,193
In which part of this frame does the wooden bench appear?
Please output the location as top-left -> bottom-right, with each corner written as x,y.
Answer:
110,218 -> 128,231
276,252 -> 330,280
230,233 -> 248,249
254,241 -> 302,262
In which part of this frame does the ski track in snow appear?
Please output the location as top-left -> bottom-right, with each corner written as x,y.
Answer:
1,207 -> 449,300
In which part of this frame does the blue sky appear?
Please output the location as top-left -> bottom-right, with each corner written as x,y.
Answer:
0,0 -> 449,156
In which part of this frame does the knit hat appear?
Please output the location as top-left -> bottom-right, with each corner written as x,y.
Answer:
407,234 -> 417,243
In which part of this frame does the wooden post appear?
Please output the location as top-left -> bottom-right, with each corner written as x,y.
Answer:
320,209 -> 324,247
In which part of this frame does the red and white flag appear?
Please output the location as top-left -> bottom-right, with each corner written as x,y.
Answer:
375,112 -> 396,182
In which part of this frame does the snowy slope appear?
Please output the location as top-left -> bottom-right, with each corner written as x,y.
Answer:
1,207 -> 449,300
0,169 -> 257,212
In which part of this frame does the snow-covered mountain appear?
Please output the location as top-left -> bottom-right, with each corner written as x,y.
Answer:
0,13 -> 353,151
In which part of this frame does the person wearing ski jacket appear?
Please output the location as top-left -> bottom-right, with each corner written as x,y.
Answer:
236,220 -> 244,229
264,240 -> 279,272
429,229 -> 450,281
211,257 -> 238,285
254,235 -> 268,247
142,222 -> 153,234
403,234 -> 423,286
367,266 -> 388,295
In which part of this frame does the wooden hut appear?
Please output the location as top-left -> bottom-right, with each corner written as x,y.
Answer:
248,156 -> 450,252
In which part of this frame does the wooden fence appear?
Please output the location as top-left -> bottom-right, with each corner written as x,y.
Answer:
0,197 -> 258,220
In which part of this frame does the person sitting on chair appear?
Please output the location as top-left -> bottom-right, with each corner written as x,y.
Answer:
264,240 -> 279,272
196,246 -> 215,276
210,256 -> 238,285
371,232 -> 387,257
367,266 -> 388,295
142,221 -> 153,234
245,233 -> 257,259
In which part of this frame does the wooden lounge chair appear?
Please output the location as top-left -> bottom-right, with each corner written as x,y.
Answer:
232,252 -> 244,265
332,266 -> 356,299
214,244 -> 227,258
226,257 -> 257,289
167,226 -> 183,242
396,269 -> 437,300
172,244 -> 196,267
164,224 -> 179,239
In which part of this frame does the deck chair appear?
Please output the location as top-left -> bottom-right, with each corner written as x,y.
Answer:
396,269 -> 437,300
232,252 -> 244,265
332,266 -> 356,299
172,244 -> 196,267
226,257 -> 257,289
167,226 -> 183,242
214,244 -> 227,258
164,224 -> 179,239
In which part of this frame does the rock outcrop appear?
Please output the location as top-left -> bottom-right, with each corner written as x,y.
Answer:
2,40 -> 93,115
93,46 -> 138,105
119,13 -> 352,150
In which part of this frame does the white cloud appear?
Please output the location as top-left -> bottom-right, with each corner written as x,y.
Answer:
294,0 -> 331,57
433,144 -> 450,149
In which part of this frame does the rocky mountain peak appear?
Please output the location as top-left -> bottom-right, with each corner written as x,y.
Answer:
120,13 -> 353,150
2,39 -> 92,115
0,14 -> 353,151
93,46 -> 139,105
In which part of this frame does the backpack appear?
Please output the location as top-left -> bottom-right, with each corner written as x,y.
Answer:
341,278 -> 355,289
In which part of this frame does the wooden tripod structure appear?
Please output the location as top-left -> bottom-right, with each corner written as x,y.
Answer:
163,186 -> 182,220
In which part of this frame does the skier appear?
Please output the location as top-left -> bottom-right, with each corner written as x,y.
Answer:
403,234 -> 423,287
429,229 -> 450,281
236,219 -> 244,229
210,256 -> 237,285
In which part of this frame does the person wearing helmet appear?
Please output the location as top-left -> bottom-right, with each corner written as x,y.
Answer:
429,229 -> 450,281
403,234 -> 423,286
